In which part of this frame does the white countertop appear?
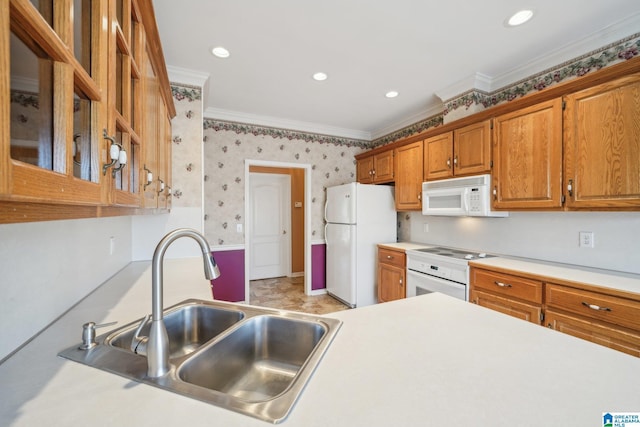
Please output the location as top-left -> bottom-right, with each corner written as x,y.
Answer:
378,241 -> 430,251
2,258 -> 639,426
470,256 -> 640,295
385,241 -> 640,296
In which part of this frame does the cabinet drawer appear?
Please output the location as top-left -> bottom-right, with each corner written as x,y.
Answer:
546,309 -> 640,357
545,284 -> 640,331
471,268 -> 543,304
471,290 -> 542,324
377,248 -> 405,269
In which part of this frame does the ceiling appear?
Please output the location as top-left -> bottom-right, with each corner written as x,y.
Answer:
153,1 -> 640,140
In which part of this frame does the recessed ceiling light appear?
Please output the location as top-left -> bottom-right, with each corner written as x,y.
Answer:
211,46 -> 230,58
506,10 -> 534,27
385,91 -> 399,98
313,72 -> 328,81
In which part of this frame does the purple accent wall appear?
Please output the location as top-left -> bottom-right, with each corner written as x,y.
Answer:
311,243 -> 326,291
210,249 -> 245,302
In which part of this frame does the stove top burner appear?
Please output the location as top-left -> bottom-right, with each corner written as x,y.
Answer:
413,246 -> 494,261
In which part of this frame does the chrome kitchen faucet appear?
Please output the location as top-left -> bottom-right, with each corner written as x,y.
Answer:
132,229 -> 221,378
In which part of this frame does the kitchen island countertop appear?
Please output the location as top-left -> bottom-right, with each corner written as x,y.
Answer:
1,258 -> 639,426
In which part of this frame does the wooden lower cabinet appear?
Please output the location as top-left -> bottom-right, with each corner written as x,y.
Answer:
545,283 -> 640,357
377,247 -> 406,303
470,289 -> 542,324
470,265 -> 640,357
545,309 -> 640,357
470,266 -> 543,324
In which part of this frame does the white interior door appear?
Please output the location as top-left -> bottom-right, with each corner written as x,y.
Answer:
249,173 -> 291,280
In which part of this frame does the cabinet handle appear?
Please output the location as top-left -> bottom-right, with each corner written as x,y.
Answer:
581,302 -> 612,312
567,179 -> 573,197
453,156 -> 458,166
417,193 -> 421,200
143,165 -> 154,190
372,169 -> 376,176
386,255 -> 393,259
102,129 -> 123,176
493,186 -> 497,201
446,157 -> 451,168
494,281 -> 512,288
399,278 -> 403,286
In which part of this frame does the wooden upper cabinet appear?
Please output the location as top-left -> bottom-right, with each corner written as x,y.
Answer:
563,73 -> 640,209
424,120 -> 491,181
2,0 -> 105,207
424,132 -> 453,180
492,98 -> 563,209
453,120 -> 492,176
356,156 -> 374,183
1,0 -> 174,222
395,141 -> 423,210
372,149 -> 394,183
357,150 -> 394,184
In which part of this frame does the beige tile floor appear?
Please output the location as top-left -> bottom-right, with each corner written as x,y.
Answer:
249,276 -> 350,315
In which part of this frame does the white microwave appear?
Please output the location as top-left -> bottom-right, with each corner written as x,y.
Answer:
422,174 -> 508,217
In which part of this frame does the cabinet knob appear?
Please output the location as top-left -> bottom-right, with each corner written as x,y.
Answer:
453,156 -> 458,166
386,255 -> 393,259
493,186 -> 497,200
567,179 -> 573,197
446,157 -> 451,168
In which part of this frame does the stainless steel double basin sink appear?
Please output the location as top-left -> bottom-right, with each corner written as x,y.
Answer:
58,299 -> 342,423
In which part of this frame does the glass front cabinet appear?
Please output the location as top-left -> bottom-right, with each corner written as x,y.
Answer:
1,0 -> 174,223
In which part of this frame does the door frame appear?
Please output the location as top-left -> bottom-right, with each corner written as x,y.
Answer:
244,159 -> 312,301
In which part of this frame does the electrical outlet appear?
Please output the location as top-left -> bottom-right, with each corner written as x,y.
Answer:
236,223 -> 243,233
579,231 -> 594,248
423,222 -> 429,233
109,236 -> 116,255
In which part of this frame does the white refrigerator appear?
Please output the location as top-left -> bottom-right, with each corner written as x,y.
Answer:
324,183 -> 396,308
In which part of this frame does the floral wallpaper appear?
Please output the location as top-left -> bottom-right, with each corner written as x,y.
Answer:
202,122 -> 365,245
170,84 -> 203,208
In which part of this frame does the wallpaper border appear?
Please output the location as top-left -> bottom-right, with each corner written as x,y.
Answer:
202,118 -> 372,150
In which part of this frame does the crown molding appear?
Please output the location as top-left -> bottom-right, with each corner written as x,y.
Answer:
370,104 -> 444,141
203,107 -> 372,141
10,76 -> 38,93
167,65 -> 210,87
430,13 -> 640,106
491,12 -> 640,92
434,72 -> 492,103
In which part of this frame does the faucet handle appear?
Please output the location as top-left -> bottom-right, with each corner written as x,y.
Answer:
131,314 -> 151,355
80,321 -> 117,350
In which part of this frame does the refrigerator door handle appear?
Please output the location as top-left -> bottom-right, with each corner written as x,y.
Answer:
324,200 -> 328,222
324,223 -> 328,244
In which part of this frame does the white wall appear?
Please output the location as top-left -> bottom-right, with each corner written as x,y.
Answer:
405,211 -> 640,275
0,216 -> 132,361
131,207 -> 204,260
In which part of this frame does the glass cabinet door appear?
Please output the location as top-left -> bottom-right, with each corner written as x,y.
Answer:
4,0 -> 105,205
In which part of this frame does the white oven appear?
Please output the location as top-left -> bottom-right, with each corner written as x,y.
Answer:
405,247 -> 495,301
407,269 -> 466,300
